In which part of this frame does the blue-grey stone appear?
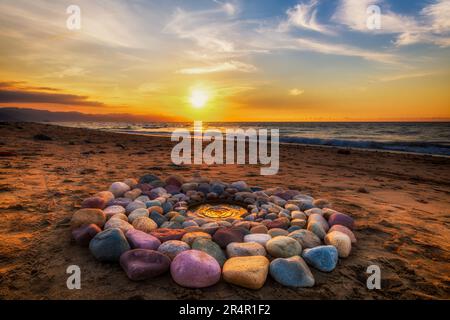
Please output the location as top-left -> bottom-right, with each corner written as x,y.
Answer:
89,228 -> 130,262
269,256 -> 314,287
162,202 -> 173,214
302,245 -> 338,272
146,200 -> 162,208
250,186 -> 264,192
198,183 -> 211,195
211,183 -> 225,195
150,211 -> 167,227
139,174 -> 161,184
287,225 -> 302,233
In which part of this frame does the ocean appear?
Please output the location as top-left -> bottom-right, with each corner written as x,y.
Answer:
50,121 -> 450,156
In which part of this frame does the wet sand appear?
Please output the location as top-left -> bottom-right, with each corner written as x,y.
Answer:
0,122 -> 449,299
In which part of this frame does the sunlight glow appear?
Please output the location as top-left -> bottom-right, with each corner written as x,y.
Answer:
190,89 -> 209,108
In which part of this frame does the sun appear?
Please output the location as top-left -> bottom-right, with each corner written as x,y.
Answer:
189,89 -> 209,108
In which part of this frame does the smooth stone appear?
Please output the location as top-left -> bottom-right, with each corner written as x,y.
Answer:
108,197 -> 132,208
287,225 -> 302,233
181,183 -> 198,193
139,174 -> 161,184
95,191 -> 115,204
324,231 -> 352,258
123,178 -> 138,189
161,202 -> 173,214
268,228 -> 289,238
128,208 -> 149,223
109,182 -> 131,198
181,231 -> 211,246
148,205 -> 164,215
160,221 -> 182,229
104,218 -> 134,233
226,242 -> 266,257
329,225 -> 357,243
135,195 -> 151,203
291,211 -> 307,220
120,249 -> 170,281
328,213 -> 354,230
213,228 -> 246,248
266,236 -> 301,258
124,188 -> 142,200
269,256 -> 314,287
308,213 -> 329,231
223,256 -> 269,290
104,205 -> 126,220
149,211 -> 167,227
192,238 -> 227,267
230,181 -> 249,192
71,208 -> 106,229
302,245 -> 339,272
197,183 -> 211,194
284,203 -> 299,211
126,201 -> 146,214
184,226 -> 203,233
307,221 -> 327,239
250,225 -> 268,234
150,228 -> 186,242
132,216 -> 158,233
211,183 -> 225,195
290,218 -> 307,228
81,196 -> 107,209
165,175 -> 184,188
170,250 -> 221,288
305,208 -> 323,217
243,234 -> 272,247
321,208 -> 338,219
125,229 -> 161,250
89,228 -> 130,262
110,213 -> 128,222
157,240 -> 190,260
146,200 -> 162,208
288,229 -> 321,249
72,224 -> 101,246
313,199 -> 331,209
182,220 -> 198,228
265,217 -> 290,230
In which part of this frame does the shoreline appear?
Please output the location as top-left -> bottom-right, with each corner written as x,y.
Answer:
0,122 -> 449,299
38,121 -> 450,158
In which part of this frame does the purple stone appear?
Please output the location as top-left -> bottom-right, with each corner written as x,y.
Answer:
125,229 -> 161,250
72,224 -> 102,246
170,250 -> 221,288
82,196 -> 107,209
120,249 -> 171,281
165,184 -> 181,195
213,227 -> 246,248
108,197 -> 132,208
328,213 -> 354,230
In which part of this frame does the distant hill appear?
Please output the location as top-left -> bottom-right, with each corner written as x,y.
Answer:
0,107 -> 178,122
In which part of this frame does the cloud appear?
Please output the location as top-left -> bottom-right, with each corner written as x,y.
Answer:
279,0 -> 334,34
289,88 -> 304,96
378,71 -> 439,82
0,82 -> 105,107
332,0 -> 450,47
177,60 -> 257,74
290,38 -> 398,64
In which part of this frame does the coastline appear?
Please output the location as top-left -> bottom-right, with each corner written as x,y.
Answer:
0,122 -> 449,299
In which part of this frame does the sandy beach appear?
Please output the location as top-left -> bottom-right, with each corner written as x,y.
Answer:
0,122 -> 449,300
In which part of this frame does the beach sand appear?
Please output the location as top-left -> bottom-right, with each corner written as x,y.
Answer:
0,122 -> 449,299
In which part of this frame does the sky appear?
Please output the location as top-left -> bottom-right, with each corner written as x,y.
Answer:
0,0 -> 449,121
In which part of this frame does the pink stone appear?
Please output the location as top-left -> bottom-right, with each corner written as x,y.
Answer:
170,250 -> 221,288
126,229 -> 161,250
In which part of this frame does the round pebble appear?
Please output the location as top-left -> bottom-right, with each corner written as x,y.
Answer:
170,250 -> 221,288
266,236 -> 302,258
